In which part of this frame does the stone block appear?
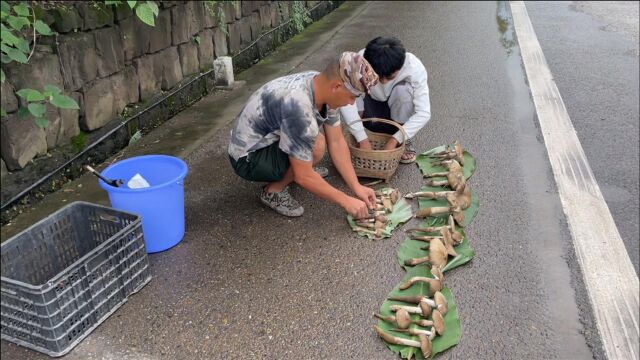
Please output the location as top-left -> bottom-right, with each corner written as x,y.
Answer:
171,4 -> 191,45
112,66 -> 139,114
76,3 -> 114,30
213,27 -> 229,57
197,29 -> 215,71
222,1 -> 240,22
6,52 -> 64,102
1,82 -> 18,114
0,113 -> 47,170
57,92 -> 81,145
58,32 -> 98,91
51,5 -> 83,33
241,1 -> 259,17
43,103 -> 62,150
148,9 -> 172,53
120,16 -> 150,61
114,3 -> 133,21
82,77 -> 115,131
227,21 -> 242,54
94,27 -> 125,77
213,56 -> 234,87
279,2 -> 291,22
259,4 -> 272,29
239,16 -> 252,46
188,1 -> 206,36
270,2 -> 279,27
250,12 -> 262,41
134,55 -> 162,101
178,42 -> 200,77
203,2 -> 220,28
157,47 -> 183,90
1,158 -> 8,179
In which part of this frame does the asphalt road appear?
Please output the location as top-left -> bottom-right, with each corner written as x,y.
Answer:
5,1 -> 637,359
525,1 -> 639,275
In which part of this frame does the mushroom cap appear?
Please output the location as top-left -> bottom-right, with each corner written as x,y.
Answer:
452,207 -> 465,226
419,334 -> 433,358
440,227 -> 458,257
390,190 -> 399,204
431,266 -> 444,280
374,220 -> 386,230
431,309 -> 446,335
419,299 -> 432,317
395,308 -> 412,329
429,238 -> 448,268
434,291 -> 449,315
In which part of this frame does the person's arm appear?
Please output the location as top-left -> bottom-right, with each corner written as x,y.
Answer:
289,157 -> 371,219
339,102 -> 372,150
390,68 -> 431,145
324,123 -> 376,207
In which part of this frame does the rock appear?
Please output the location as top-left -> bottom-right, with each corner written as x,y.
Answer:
1,82 -> 19,113
58,32 -> 98,91
148,9 -> 172,53
259,4 -> 272,29
120,17 -> 150,61
222,1 -> 240,23
171,4 -> 190,45
1,158 -> 8,179
213,27 -> 229,57
0,113 -> 47,170
51,5 -> 83,33
188,1 -> 206,36
178,42 -> 200,77
250,12 -> 262,41
76,3 -> 114,30
114,3 -> 133,21
5,52 -> 64,108
155,47 -> 183,90
214,56 -> 234,87
43,103 -> 62,149
270,3 -> 280,27
279,2 -> 291,22
82,77 -> 115,131
57,92 -> 81,145
134,54 -> 162,101
239,16 -> 252,46
111,66 -> 139,114
94,27 -> 125,77
203,2 -> 220,28
227,22 -> 242,54
241,1 -> 259,17
197,29 -> 215,71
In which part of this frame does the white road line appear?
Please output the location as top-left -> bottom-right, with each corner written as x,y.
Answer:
509,2 -> 640,359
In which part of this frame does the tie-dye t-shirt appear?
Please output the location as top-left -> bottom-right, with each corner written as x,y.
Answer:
228,71 -> 340,162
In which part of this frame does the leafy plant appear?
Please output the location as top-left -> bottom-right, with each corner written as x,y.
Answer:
289,1 -> 311,33
204,0 -> 228,35
1,0 -> 80,127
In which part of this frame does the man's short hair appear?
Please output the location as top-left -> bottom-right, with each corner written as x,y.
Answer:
322,57 -> 341,80
364,37 -> 406,78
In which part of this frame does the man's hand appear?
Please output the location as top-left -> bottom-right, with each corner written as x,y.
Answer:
359,139 -> 373,150
353,184 -> 376,209
383,137 -> 400,150
343,197 -> 371,219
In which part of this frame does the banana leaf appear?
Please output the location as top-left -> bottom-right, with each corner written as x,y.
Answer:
377,266 -> 461,359
396,229 -> 475,272
416,145 -> 476,180
347,196 -> 413,240
415,186 -> 479,228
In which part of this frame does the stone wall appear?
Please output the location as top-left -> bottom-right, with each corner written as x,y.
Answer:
0,0 -> 336,173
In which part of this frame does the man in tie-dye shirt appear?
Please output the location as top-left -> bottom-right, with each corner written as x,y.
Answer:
228,52 -> 379,218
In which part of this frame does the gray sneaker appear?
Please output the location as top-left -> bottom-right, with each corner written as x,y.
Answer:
259,187 -> 304,217
314,166 -> 329,178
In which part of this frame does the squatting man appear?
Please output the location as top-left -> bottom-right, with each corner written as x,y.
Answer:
228,52 -> 379,218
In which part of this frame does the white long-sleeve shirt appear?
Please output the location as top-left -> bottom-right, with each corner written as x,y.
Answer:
339,51 -> 431,144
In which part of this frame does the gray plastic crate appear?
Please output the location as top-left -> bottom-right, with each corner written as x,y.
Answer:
1,201 -> 152,357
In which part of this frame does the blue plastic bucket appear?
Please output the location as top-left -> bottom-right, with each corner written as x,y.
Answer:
98,155 -> 189,253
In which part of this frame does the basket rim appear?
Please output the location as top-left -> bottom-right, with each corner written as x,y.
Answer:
344,130 -> 406,154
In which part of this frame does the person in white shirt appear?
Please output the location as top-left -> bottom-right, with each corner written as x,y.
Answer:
339,37 -> 431,164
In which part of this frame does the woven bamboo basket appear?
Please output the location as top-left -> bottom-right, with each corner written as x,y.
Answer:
344,118 -> 407,182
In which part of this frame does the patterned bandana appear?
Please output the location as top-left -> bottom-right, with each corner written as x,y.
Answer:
339,51 -> 379,96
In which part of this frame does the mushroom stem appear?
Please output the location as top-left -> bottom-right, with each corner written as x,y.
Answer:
416,206 -> 465,227
391,327 -> 435,339
390,299 -> 433,317
374,326 -> 433,357
399,276 -> 444,296
352,226 -> 383,238
387,291 -> 449,316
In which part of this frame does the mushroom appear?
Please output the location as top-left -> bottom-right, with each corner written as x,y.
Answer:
390,298 -> 433,318
355,220 -> 387,230
425,166 -> 466,192
358,215 -> 389,223
399,268 -> 444,296
405,185 -> 472,210
424,159 -> 463,178
428,141 -> 465,166
404,237 -> 448,268
374,308 -> 422,329
415,206 -> 465,227
392,309 -> 446,336
374,325 -> 434,358
387,291 -> 449,316
352,226 -> 383,238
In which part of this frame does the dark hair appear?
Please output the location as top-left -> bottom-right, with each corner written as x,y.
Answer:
364,37 -> 406,78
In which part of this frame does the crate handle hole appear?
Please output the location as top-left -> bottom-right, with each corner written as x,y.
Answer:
98,213 -> 121,223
